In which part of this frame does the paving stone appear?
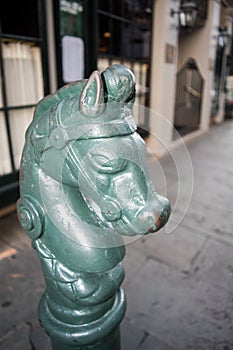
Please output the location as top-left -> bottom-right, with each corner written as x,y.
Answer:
121,318 -> 146,349
125,252 -> 233,350
125,224 -> 206,272
0,323 -> 31,350
0,213 -> 31,250
123,242 -> 147,286
177,158 -> 233,245
0,243 -> 45,338
30,320 -> 52,350
139,333 -> 176,350
190,238 -> 233,291
174,201 -> 233,246
0,238 -> 10,253
187,122 -> 233,167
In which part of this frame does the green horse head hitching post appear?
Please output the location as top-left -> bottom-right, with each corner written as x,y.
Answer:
17,65 -> 171,350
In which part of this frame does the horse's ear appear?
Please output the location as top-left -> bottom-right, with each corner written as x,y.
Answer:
79,71 -> 105,116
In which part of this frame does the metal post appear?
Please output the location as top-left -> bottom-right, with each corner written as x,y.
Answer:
17,65 -> 170,349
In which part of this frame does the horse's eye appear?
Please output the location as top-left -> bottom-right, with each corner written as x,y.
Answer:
100,159 -> 127,174
90,154 -> 127,174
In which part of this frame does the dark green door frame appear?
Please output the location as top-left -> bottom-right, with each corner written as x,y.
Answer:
84,0 -> 98,77
0,0 -> 50,209
53,0 -> 98,88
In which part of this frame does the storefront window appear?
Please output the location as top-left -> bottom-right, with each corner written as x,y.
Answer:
97,0 -> 152,134
98,0 -> 152,61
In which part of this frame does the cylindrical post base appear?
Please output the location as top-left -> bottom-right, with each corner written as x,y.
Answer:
51,327 -> 121,350
39,289 -> 125,350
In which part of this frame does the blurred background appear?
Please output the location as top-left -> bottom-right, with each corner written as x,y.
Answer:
1,1 -> 233,349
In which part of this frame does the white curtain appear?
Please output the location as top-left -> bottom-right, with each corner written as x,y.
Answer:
0,42 -> 44,175
0,80 -> 11,175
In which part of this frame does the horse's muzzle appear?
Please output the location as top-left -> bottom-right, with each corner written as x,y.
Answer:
139,195 -> 171,234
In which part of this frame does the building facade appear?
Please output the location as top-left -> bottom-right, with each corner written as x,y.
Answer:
148,0 -> 233,154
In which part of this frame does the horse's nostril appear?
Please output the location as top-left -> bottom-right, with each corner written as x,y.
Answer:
155,208 -> 169,230
148,222 -> 157,233
147,205 -> 170,233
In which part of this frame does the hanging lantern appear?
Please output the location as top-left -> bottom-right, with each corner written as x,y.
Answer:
179,2 -> 198,28
171,1 -> 198,29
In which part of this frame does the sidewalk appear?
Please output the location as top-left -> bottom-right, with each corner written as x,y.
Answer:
1,120 -> 233,349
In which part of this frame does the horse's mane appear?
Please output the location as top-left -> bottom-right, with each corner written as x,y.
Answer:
33,80 -> 86,122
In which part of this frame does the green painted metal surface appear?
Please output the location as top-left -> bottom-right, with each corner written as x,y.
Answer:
17,65 -> 171,349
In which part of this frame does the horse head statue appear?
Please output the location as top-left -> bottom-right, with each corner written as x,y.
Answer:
17,65 -> 171,349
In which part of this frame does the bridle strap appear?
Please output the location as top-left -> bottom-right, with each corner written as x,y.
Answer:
66,146 -> 122,223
